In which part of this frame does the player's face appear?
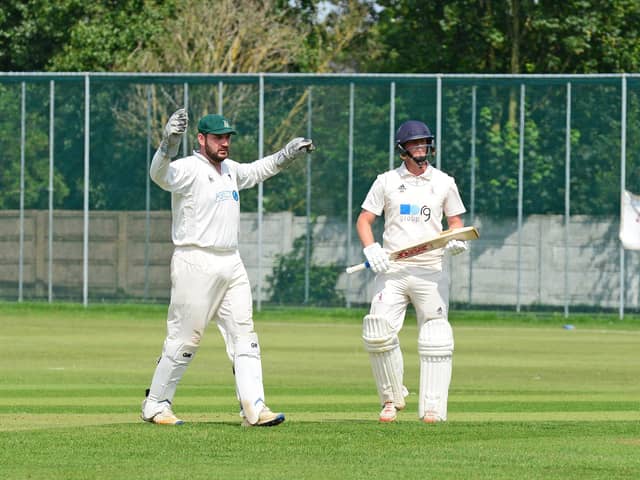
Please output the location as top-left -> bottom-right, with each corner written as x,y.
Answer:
199,133 -> 232,164
404,138 -> 432,156
402,138 -> 432,174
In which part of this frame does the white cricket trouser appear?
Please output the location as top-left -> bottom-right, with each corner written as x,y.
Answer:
365,265 -> 454,417
368,265 -> 450,334
166,246 -> 255,358
145,246 -> 261,414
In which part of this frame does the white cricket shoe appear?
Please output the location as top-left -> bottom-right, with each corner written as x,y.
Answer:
241,406 -> 285,427
141,399 -> 184,425
379,402 -> 397,423
421,411 -> 444,424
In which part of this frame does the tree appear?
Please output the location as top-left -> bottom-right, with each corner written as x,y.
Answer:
0,0 -> 172,72
0,0 -> 84,71
364,0 -> 640,74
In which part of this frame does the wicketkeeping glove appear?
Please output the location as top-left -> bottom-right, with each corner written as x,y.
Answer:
162,108 -> 188,157
276,137 -> 315,168
363,242 -> 391,273
444,239 -> 468,256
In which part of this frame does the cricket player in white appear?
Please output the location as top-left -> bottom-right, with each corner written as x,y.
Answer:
141,108 -> 314,426
356,120 -> 468,423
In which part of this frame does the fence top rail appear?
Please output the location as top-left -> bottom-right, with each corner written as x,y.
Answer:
1,72 -> 639,82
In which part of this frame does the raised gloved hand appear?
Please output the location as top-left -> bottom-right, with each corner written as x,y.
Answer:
276,137 -> 315,168
363,242 -> 391,273
444,239 -> 468,256
162,108 -> 188,157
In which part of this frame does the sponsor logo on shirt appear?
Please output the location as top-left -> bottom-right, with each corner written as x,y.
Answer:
216,190 -> 240,202
398,184 -> 406,192
399,204 -> 431,222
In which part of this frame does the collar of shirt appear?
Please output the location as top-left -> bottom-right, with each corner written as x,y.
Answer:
398,161 -> 433,180
193,151 -> 229,176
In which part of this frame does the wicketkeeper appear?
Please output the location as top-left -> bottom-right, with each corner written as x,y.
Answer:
355,120 -> 468,423
141,108 -> 314,426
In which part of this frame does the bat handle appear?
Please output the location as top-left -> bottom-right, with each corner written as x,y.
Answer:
345,261 -> 370,274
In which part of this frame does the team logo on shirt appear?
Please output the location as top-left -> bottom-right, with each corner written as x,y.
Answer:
399,204 -> 431,222
216,190 -> 240,202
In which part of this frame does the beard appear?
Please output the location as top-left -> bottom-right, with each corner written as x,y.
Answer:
204,143 -> 227,164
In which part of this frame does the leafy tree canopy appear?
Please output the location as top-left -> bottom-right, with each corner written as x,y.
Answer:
363,0 -> 640,73
0,0 -> 173,72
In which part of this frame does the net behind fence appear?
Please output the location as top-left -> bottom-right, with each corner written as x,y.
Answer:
0,73 -> 638,315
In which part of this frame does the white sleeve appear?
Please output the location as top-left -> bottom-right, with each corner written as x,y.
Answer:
149,147 -> 194,193
232,152 -> 281,191
443,179 -> 466,217
361,175 -> 385,216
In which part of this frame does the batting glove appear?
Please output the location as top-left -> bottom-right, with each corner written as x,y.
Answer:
444,239 -> 468,256
277,137 -> 315,168
162,108 -> 188,157
363,242 -> 391,273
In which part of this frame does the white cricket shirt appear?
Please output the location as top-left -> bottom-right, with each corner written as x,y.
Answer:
150,149 -> 281,249
361,162 -> 466,267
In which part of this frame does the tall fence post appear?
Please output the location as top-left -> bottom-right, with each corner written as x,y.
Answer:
19,82 -> 26,302
257,74 -> 264,311
144,85 -> 152,301
516,84 -> 526,313
304,87 -> 313,304
389,82 -> 396,171
436,75 -> 442,170
48,80 -> 55,303
83,75 -> 90,307
619,74 -> 627,320
468,85 -> 477,305
564,82 -> 572,318
346,82 -> 355,308
183,83 -> 189,156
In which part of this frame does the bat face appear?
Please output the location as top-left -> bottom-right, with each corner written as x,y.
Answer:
392,243 -> 435,260
390,227 -> 479,262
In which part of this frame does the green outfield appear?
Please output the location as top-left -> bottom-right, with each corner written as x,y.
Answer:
0,303 -> 639,479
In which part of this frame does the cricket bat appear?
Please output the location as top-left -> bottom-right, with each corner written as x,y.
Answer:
345,226 -> 479,274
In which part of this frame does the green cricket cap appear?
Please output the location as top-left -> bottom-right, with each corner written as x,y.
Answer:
197,114 -> 237,135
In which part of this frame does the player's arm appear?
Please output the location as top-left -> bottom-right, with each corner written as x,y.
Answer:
446,214 -> 464,230
356,209 -> 377,247
150,109 -> 189,191
356,209 -> 390,273
235,138 -> 315,190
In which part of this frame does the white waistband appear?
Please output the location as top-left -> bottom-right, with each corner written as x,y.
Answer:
175,245 -> 237,255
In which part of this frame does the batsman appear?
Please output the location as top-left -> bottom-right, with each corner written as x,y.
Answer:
356,120 -> 468,423
141,108 -> 314,426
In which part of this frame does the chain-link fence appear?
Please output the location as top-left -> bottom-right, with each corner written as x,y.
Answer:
1,73 -> 638,316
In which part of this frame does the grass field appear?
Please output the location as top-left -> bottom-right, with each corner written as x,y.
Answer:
1,302 -> 639,479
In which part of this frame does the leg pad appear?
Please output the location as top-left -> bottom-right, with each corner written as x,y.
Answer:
233,333 -> 265,425
144,340 -> 199,416
418,318 -> 454,421
363,315 -> 407,409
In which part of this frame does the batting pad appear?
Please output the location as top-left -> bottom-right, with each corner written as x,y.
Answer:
418,318 -> 454,420
233,333 -> 266,425
362,314 -> 407,409
146,339 -> 199,412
